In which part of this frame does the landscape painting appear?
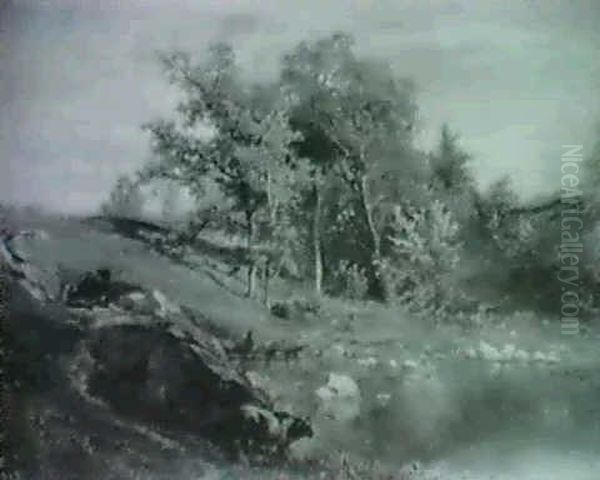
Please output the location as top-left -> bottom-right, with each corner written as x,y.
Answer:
2,1 -> 600,478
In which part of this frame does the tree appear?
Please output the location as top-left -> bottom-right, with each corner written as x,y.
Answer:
281,33 -> 417,300
141,44 -> 305,299
101,175 -> 144,218
428,125 -> 476,226
429,125 -> 473,192
240,98 -> 309,306
386,200 -> 463,320
160,180 -> 180,220
476,176 -> 529,260
582,128 -> 600,220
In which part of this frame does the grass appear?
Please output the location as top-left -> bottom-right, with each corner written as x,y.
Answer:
6,211 -> 600,479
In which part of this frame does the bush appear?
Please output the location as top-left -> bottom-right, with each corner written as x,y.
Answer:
101,176 -> 145,219
384,200 -> 463,322
270,297 -> 321,321
330,260 -> 370,300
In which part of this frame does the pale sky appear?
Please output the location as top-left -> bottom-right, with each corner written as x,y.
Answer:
1,0 -> 599,213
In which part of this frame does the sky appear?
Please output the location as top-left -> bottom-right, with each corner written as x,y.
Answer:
1,0 -> 599,213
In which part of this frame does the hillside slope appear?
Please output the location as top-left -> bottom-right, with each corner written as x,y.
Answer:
3,212 -> 600,479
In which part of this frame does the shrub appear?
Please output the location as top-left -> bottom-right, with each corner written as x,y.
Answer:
101,176 -> 145,219
270,297 -> 321,321
330,260 -> 370,300
384,200 -> 463,321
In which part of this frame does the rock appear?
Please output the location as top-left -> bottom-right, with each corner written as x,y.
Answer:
245,371 -> 269,392
152,289 -> 181,317
115,289 -> 183,319
500,343 -> 516,361
531,350 -> 559,364
230,331 -> 254,357
514,349 -> 530,362
546,352 -> 560,364
375,393 -> 392,408
315,373 -> 361,422
402,359 -> 419,371
321,343 -> 347,360
357,357 -> 378,368
398,462 -> 423,479
117,291 -> 152,313
532,351 -> 546,362
478,341 -> 502,362
270,301 -> 291,319
239,405 -> 311,449
241,405 -> 283,438
270,298 -> 320,321
18,229 -> 50,242
0,235 -> 25,270
463,347 -> 477,359
4,261 -> 312,462
1,235 -> 61,302
64,269 -> 140,308
87,322 -> 311,456
21,263 -> 61,302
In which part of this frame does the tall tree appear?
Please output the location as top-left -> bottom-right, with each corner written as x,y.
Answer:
281,33 -> 417,300
239,94 -> 308,305
428,124 -> 476,226
429,125 -> 472,191
141,44 -> 303,298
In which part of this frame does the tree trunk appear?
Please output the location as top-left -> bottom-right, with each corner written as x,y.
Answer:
245,210 -> 256,298
263,258 -> 271,308
313,181 -> 323,297
358,174 -> 387,301
262,168 -> 275,307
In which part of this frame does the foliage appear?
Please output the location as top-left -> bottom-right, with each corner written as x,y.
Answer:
429,125 -> 473,193
93,30 -> 598,319
385,200 -> 463,320
428,125 -> 477,227
140,43 -> 311,298
329,260 -> 370,300
280,32 -> 419,299
101,175 -> 145,218
479,177 -> 548,265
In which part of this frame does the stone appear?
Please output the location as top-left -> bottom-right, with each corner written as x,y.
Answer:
315,373 -> 361,422
4,260 -> 312,462
64,268 -> 140,308
357,357 -> 378,368
402,359 -> 419,371
152,289 -> 181,317
478,341 -> 502,362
